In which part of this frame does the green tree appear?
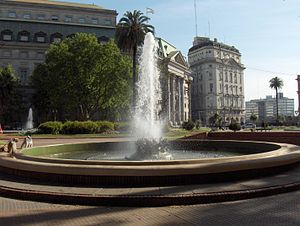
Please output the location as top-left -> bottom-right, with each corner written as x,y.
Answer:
0,65 -> 23,125
269,77 -> 284,123
116,10 -> 154,108
209,113 -> 222,128
31,33 -> 132,121
250,114 -> 258,124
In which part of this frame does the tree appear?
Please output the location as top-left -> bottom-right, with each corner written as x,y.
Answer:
0,65 -> 24,125
209,113 -> 222,128
269,77 -> 284,123
250,114 -> 257,124
115,10 -> 154,109
31,33 -> 132,121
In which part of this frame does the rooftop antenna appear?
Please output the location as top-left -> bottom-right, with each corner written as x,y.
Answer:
208,20 -> 211,38
194,0 -> 198,37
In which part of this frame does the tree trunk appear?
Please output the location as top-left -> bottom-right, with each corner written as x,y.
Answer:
275,88 -> 279,124
132,45 -> 137,111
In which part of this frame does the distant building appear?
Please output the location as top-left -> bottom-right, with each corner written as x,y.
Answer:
157,38 -> 193,126
245,93 -> 294,122
188,37 -> 245,125
0,0 -> 116,105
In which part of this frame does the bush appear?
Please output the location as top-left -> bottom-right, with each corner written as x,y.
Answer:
114,122 -> 131,133
229,122 -> 241,132
182,121 -> 195,130
38,121 -> 63,134
97,121 -> 114,133
62,121 -> 98,134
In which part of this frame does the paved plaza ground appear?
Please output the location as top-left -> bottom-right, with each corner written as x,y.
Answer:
0,137 -> 299,225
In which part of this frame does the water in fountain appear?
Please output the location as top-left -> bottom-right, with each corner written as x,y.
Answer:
128,32 -> 172,160
25,108 -> 33,130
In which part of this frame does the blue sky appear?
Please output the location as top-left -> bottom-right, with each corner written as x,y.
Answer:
65,0 -> 300,110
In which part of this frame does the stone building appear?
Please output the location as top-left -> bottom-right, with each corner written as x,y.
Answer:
0,0 -> 116,99
188,37 -> 245,126
245,93 -> 294,123
157,38 -> 193,126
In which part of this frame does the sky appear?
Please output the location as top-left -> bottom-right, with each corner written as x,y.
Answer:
65,0 -> 300,111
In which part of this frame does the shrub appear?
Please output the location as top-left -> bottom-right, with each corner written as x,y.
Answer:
62,121 -> 98,134
114,122 -> 131,133
229,122 -> 241,132
182,121 -> 195,131
97,121 -> 114,133
38,121 -> 63,134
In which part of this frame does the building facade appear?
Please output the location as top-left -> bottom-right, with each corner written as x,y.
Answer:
0,0 -> 116,86
157,38 -> 193,126
245,93 -> 294,122
188,37 -> 245,126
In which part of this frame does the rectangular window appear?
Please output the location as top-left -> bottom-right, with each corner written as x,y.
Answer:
91,18 -> 98,24
3,50 -> 11,57
78,18 -> 85,23
8,11 -> 16,18
23,14 -> 31,19
36,52 -> 44,59
51,15 -> 59,21
210,83 -> 213,93
37,36 -> 45,43
20,68 -> 28,85
20,51 -> 29,58
65,16 -> 72,22
20,35 -> 29,42
104,19 -> 112,25
3,34 -> 12,41
37,14 -> 45,20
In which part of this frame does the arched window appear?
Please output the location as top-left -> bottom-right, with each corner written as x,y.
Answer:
50,32 -> 63,43
34,31 -> 47,43
1,29 -> 13,41
18,30 -> 30,42
98,36 -> 109,44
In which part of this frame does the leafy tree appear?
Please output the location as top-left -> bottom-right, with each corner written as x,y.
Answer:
31,33 -> 132,121
116,10 -> 154,108
269,77 -> 283,123
0,65 -> 24,125
250,114 -> 257,124
209,113 -> 222,128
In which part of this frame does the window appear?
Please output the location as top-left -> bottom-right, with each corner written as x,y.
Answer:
234,74 -> 237,83
20,68 -> 28,85
91,18 -> 98,24
51,15 -> 59,21
78,18 -> 85,23
104,19 -> 112,25
225,72 -> 228,82
23,14 -> 31,19
37,14 -> 45,20
35,32 -> 46,43
65,16 -> 72,22
230,73 -> 233,82
20,51 -> 29,58
50,33 -> 63,43
36,52 -> 44,59
18,30 -> 30,42
98,36 -> 109,44
3,50 -> 11,57
209,83 -> 213,93
1,30 -> 13,41
8,11 -> 16,18
209,72 -> 212,80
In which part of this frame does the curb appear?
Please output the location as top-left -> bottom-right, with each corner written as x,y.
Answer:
0,181 -> 299,207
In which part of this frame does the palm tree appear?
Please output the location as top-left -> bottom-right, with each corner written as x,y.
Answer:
269,77 -> 284,123
115,10 -> 154,108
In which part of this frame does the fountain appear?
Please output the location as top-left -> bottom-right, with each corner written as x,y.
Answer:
128,32 -> 172,160
25,108 -> 33,130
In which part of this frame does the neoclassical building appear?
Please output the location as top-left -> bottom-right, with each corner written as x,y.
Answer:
157,38 -> 193,126
188,37 -> 245,126
0,0 -> 116,87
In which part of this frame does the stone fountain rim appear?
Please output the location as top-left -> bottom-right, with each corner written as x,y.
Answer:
0,140 -> 299,177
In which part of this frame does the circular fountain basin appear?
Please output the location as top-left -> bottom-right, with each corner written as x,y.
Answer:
1,140 -> 300,186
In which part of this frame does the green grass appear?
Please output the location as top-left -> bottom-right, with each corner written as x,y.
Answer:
164,128 -> 210,140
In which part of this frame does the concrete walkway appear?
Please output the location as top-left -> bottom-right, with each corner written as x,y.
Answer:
0,137 -> 299,225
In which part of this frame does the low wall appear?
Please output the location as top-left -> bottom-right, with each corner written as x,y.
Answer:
186,132 -> 300,146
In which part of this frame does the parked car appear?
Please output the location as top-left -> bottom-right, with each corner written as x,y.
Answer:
242,123 -> 256,129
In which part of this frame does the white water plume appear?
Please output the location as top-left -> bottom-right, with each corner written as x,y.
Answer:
133,32 -> 162,140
